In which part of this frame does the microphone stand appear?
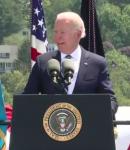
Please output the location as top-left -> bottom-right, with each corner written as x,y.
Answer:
58,73 -> 72,95
51,71 -> 71,95
60,80 -> 68,94
58,75 -> 68,94
52,74 -> 68,94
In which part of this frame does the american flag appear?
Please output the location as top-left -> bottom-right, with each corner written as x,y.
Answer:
31,0 -> 48,66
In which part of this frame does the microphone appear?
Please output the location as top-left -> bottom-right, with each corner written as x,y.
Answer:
62,59 -> 75,85
47,59 -> 60,84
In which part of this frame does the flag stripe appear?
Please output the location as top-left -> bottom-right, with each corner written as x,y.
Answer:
31,35 -> 47,53
31,47 -> 42,61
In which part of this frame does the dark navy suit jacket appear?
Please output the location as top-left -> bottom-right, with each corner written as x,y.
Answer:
23,47 -> 118,113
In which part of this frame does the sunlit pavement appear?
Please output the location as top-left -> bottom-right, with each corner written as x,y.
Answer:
115,106 -> 130,150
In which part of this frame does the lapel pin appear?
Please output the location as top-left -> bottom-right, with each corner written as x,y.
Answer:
84,62 -> 88,66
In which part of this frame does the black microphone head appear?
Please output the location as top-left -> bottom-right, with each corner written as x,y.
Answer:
47,59 -> 60,75
62,59 -> 75,74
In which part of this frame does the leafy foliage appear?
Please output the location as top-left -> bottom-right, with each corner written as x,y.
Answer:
15,39 -> 31,72
0,0 -> 27,43
106,49 -> 130,105
98,3 -> 130,48
0,71 -> 29,104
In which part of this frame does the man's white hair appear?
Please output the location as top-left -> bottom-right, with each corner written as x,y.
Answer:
56,11 -> 86,38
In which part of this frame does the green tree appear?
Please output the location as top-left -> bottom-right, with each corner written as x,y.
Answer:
0,0 -> 28,43
107,0 -> 130,6
15,39 -> 31,72
106,49 -> 130,105
0,71 -> 29,104
98,3 -> 130,48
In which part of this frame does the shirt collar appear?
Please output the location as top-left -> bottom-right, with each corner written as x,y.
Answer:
61,45 -> 81,61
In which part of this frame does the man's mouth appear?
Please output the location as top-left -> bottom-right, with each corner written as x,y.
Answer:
57,42 -> 64,46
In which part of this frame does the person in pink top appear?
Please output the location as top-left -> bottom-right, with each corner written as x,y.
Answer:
128,144 -> 130,150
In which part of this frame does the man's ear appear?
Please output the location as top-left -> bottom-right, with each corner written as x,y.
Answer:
76,30 -> 82,39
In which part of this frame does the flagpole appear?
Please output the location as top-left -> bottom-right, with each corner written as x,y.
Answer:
29,0 -> 33,70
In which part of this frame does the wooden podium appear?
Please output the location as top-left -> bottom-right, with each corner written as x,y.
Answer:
9,94 -> 116,150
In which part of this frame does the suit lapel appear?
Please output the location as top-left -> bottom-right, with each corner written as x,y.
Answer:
52,50 -> 61,62
73,47 -> 90,93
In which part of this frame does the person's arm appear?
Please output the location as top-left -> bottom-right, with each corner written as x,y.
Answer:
97,58 -> 118,114
23,61 -> 42,94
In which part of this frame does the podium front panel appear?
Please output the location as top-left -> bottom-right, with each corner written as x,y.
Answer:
9,94 -> 115,150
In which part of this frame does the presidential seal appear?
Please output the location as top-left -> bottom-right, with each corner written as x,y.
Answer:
43,102 -> 82,142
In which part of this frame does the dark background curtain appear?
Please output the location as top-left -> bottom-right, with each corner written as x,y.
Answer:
80,0 -> 105,57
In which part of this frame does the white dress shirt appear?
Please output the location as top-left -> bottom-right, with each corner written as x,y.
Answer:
61,45 -> 81,94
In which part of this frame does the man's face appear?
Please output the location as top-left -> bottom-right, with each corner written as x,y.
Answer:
53,19 -> 81,54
